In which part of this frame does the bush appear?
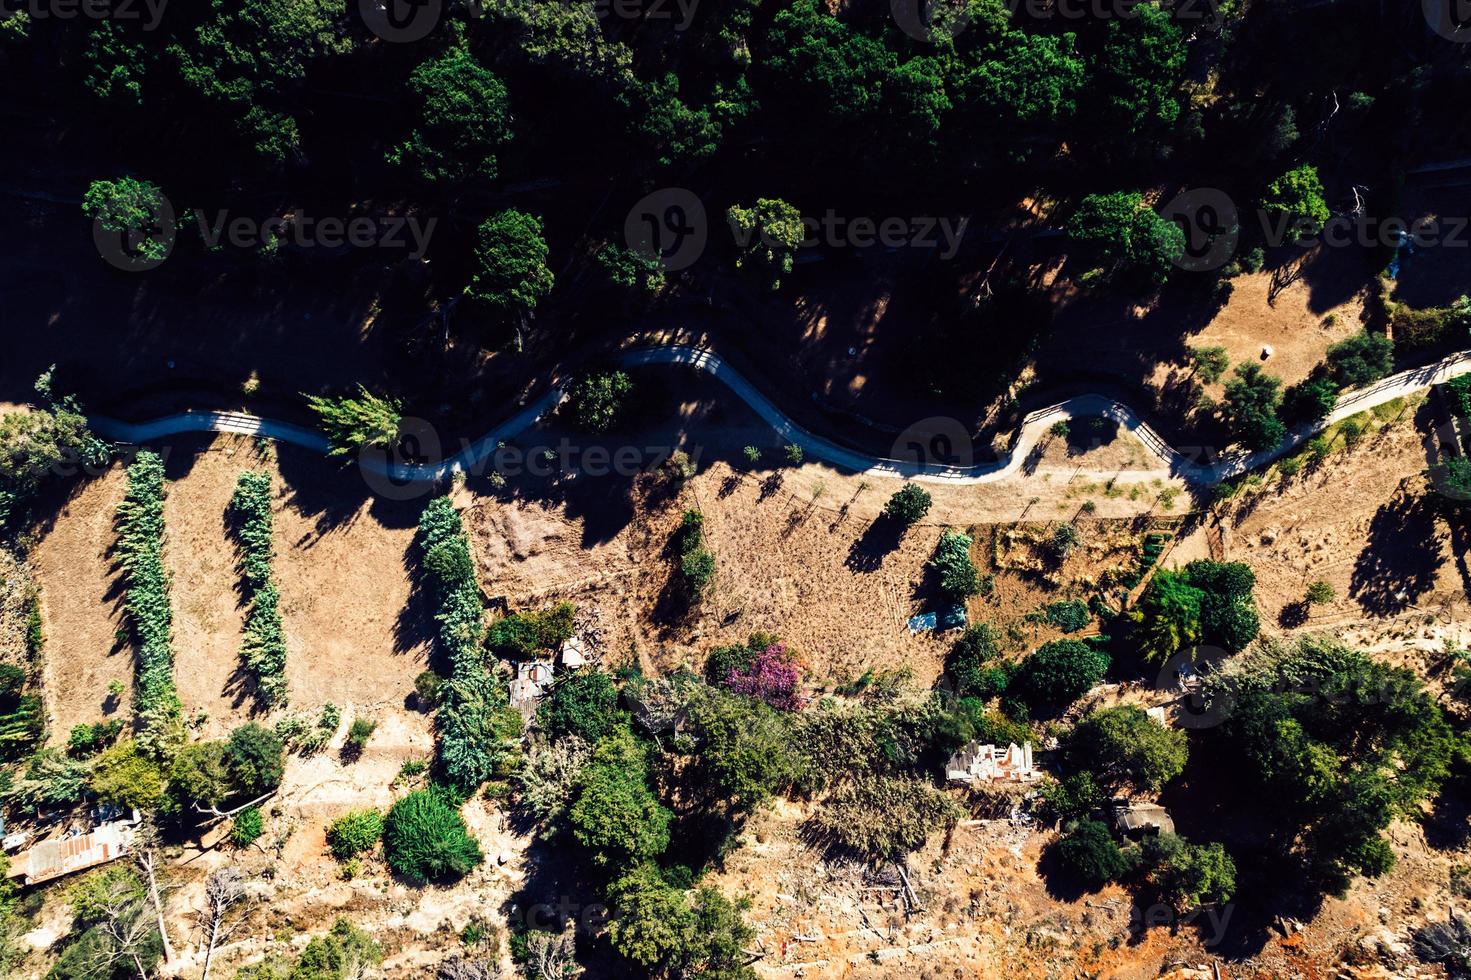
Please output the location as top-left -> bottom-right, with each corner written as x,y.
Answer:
1305,580 -> 1335,605
113,451 -> 183,756
883,484 -> 932,527
1325,331 -> 1394,388
929,531 -> 984,603
569,731 -> 672,866
166,740 -> 230,810
345,717 -> 376,757
1054,819 -> 1128,889
1037,772 -> 1105,825
1223,363 -> 1285,451
538,671 -> 621,742
1063,706 -> 1187,793
677,509 -> 716,600
485,603 -> 575,660
67,720 -> 124,759
718,643 -> 802,711
414,670 -> 444,709
89,741 -> 165,809
231,806 -> 263,847
566,371 -> 633,433
225,723 -> 285,798
946,625 -> 1007,698
812,773 -> 962,859
229,471 -> 288,707
1012,639 -> 1109,710
1280,374 -> 1340,424
1151,837 -> 1237,909
327,809 -> 384,860
383,789 -> 483,884
1041,600 -> 1090,634
686,687 -> 797,809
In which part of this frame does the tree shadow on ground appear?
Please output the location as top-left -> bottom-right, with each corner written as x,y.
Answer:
844,516 -> 904,573
1349,485 -> 1447,616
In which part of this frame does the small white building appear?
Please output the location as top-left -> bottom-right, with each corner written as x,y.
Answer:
945,741 -> 1039,786
560,636 -> 589,669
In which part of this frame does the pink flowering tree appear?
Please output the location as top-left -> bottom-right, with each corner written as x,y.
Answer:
723,643 -> 803,710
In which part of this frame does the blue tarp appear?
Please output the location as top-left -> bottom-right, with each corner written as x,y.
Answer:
908,605 -> 968,633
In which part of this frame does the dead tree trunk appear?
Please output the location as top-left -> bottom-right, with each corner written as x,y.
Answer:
135,847 -> 174,965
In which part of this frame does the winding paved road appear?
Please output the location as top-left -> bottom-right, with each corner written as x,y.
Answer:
86,345 -> 1471,487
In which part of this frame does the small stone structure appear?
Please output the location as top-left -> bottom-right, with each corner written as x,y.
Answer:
944,741 -> 1039,785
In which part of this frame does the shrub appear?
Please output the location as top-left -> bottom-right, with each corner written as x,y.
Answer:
1063,706 -> 1187,793
383,789 -> 483,884
89,741 -> 165,809
327,809 -> 384,860
1280,374 -> 1340,424
1054,819 -> 1128,889
1151,837 -> 1237,909
538,671 -> 621,742
1189,345 -> 1229,384
946,625 -> 1007,698
812,773 -> 962,859
113,451 -> 183,756
719,643 -> 802,710
81,177 -> 170,261
1223,363 -> 1285,451
304,386 -> 402,459
883,484 -> 932,527
345,717 -> 376,757
166,740 -> 230,810
929,531 -> 984,603
229,471 -> 288,707
568,731 -> 672,866
677,509 -> 716,600
783,443 -> 804,465
727,198 -> 803,289
686,687 -> 797,809
566,371 -> 633,433
1305,581 -> 1335,605
231,806 -> 263,847
1041,600 -> 1090,634
1037,772 -> 1105,825
596,242 -> 665,296
419,498 -> 520,790
742,445 -> 761,465
414,670 -> 444,709
225,723 -> 285,798
485,603 -> 575,660
1260,164 -> 1330,237
517,736 -> 592,827
1325,331 -> 1394,388
1012,639 -> 1109,709
67,720 -> 124,759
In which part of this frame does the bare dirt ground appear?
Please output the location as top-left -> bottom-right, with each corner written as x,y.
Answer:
32,435 -> 432,741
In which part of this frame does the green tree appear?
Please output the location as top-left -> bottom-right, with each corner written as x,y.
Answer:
1152,837 -> 1237,909
565,371 -> 633,433
1430,456 -> 1471,505
686,686 -> 795,811
383,789 -> 483,884
1053,818 -> 1128,889
727,198 -> 804,290
1130,569 -> 1203,663
945,624 -> 1009,698
883,483 -> 932,528
388,46 -> 510,185
1089,3 -> 1186,139
1012,639 -> 1110,709
538,671 -> 621,743
167,740 -> 230,810
304,387 -> 402,459
1261,164 -> 1331,239
929,530 -> 985,603
225,723 -> 285,798
1281,373 -> 1340,424
1067,190 -> 1184,283
1325,331 -> 1394,388
1063,706 -> 1187,793
88,741 -> 165,809
606,863 -> 756,977
1223,363 -> 1286,451
596,243 -> 666,296
465,209 -> 555,326
81,177 -> 170,261
956,30 -> 1083,134
568,730 -> 672,866
1189,345 -> 1230,384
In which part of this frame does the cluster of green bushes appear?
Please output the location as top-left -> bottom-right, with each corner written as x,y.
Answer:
229,471 -> 288,707
235,918 -> 382,980
677,509 -> 715,600
1220,331 -> 1394,451
1128,560 -> 1260,663
417,498 -> 521,792
947,625 -> 1111,716
65,719 -> 124,759
0,664 -> 43,762
485,602 -> 574,659
1386,294 -> 1471,352
566,370 -> 634,433
383,787 -> 482,883
1053,821 -> 1237,910
112,451 -> 183,757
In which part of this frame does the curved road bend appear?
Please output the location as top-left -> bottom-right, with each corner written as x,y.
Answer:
86,345 -> 1471,488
